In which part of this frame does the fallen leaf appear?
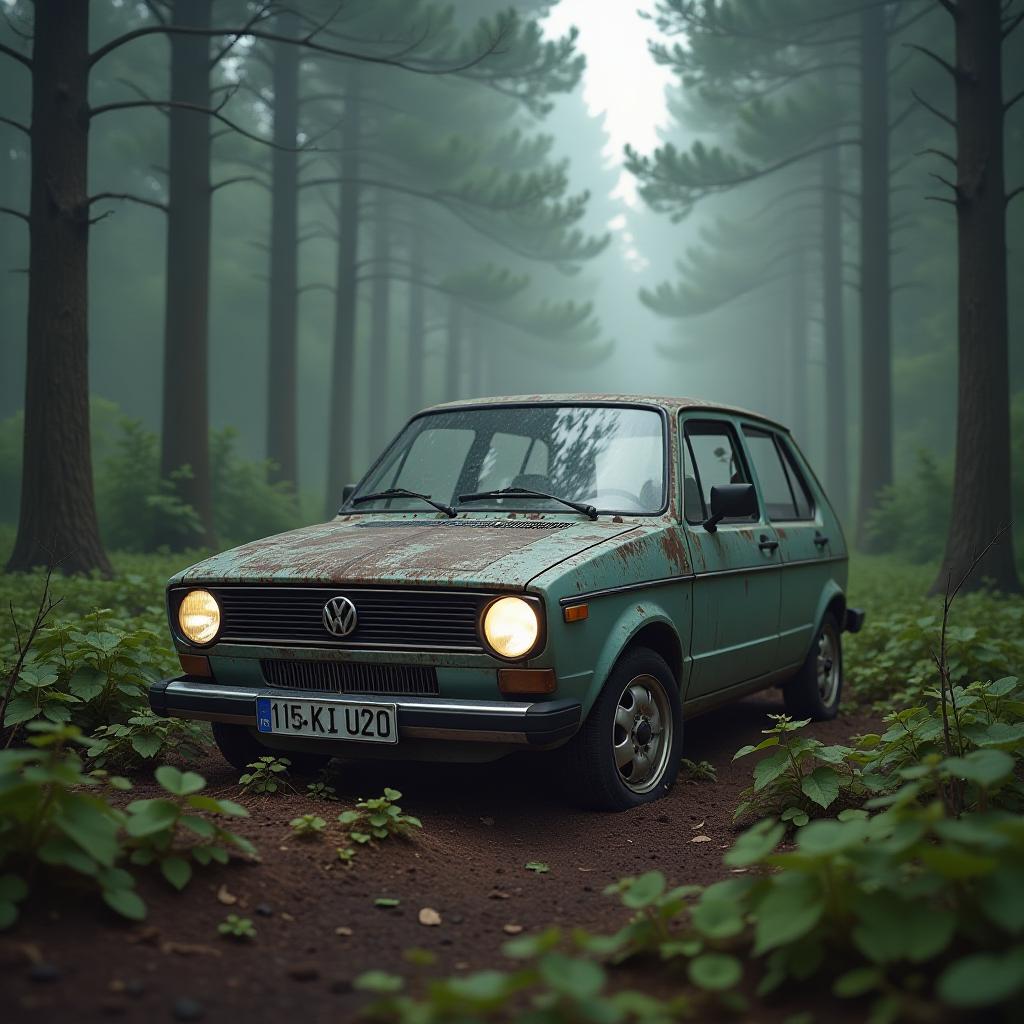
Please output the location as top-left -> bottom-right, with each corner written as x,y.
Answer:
280,912 -> 295,922
418,908 -> 442,927
577,867 -> 594,873
690,835 -> 712,844
503,924 -> 524,935
334,926 -> 353,937
690,821 -> 705,831
216,885 -> 237,906
161,941 -> 221,958
488,891 -> 511,900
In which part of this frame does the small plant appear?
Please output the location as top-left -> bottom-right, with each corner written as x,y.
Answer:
525,861 -> 550,874
375,897 -> 401,909
290,813 -> 327,839
337,788 -> 421,847
218,913 -> 256,940
306,779 -> 337,801
87,712 -> 208,769
733,714 -> 855,824
337,846 -> 356,867
679,758 -> 717,783
239,755 -> 294,795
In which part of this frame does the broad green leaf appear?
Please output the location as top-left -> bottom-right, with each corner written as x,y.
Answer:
621,871 -> 665,909
539,952 -> 605,999
797,818 -> 869,856
833,966 -> 884,998
752,875 -> 823,954
753,749 -> 791,791
155,764 -> 205,796
103,886 -> 147,921
688,953 -> 742,991
725,820 -> 785,867
978,867 -> 1024,932
180,815 -> 216,839
691,898 -> 744,939
941,749 -> 1014,788
130,734 -> 162,759
354,971 -> 404,994
160,856 -> 192,891
800,766 -> 841,809
67,667 -> 106,700
124,798 -> 179,837
918,845 -> 997,880
0,875 -> 28,902
54,797 -> 120,867
938,947 -> 1024,1008
733,736 -> 779,759
852,895 -> 955,964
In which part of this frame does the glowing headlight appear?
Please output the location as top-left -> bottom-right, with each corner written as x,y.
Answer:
482,597 -> 539,659
178,589 -> 221,645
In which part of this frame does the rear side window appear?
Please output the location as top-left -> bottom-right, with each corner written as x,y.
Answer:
777,437 -> 815,518
683,420 -> 755,524
743,428 -> 814,521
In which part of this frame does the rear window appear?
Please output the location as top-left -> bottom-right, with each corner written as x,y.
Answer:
743,428 -> 814,521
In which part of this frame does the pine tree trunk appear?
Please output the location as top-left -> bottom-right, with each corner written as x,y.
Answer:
821,141 -> 849,522
406,220 -> 425,414
444,298 -> 463,400
324,62 -> 362,516
265,10 -> 300,490
788,243 -> 808,445
854,4 -> 893,548
931,0 -> 1020,593
368,187 -> 391,448
6,0 -> 112,575
160,0 -> 213,545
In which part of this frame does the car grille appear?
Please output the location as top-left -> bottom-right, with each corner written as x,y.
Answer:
261,659 -> 439,696
210,587 -> 485,651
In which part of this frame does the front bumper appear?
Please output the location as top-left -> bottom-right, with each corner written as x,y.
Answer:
149,676 -> 582,747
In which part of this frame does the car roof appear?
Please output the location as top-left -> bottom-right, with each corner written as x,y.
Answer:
423,393 -> 790,433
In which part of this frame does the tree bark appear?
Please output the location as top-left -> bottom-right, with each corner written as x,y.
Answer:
931,0 -> 1020,593
6,0 -> 113,575
821,139 -> 848,522
159,0 -> 214,545
368,186 -> 391,448
788,242 -> 808,446
406,220 -> 425,414
854,4 -> 892,548
265,9 -> 300,490
324,62 -> 362,515
444,298 -> 463,400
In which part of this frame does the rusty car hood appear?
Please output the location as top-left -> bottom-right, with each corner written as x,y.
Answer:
173,515 -> 640,590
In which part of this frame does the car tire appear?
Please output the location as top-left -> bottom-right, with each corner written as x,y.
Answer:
560,647 -> 683,811
782,612 -> 843,721
211,722 -> 332,776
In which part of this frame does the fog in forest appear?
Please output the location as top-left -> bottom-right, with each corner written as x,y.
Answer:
1,0 -> 1021,582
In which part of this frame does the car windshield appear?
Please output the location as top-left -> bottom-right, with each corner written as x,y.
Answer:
348,405 -> 667,516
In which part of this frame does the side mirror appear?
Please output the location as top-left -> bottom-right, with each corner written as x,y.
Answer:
341,483 -> 357,506
703,483 -> 757,533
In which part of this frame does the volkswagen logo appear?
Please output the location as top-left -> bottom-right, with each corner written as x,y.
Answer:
322,595 -> 358,638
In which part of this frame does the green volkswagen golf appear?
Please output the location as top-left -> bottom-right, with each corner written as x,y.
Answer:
150,395 -> 863,810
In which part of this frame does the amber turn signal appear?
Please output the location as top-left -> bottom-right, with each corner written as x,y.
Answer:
563,603 -> 589,623
498,668 -> 556,695
178,653 -> 212,678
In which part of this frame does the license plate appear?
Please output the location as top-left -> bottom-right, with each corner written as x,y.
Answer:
256,696 -> 398,744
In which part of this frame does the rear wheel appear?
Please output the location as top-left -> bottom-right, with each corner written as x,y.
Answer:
212,722 -> 332,775
782,612 -> 843,721
561,647 -> 683,811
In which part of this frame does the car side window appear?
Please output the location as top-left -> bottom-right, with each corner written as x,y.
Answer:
683,420 -> 754,525
777,437 -> 815,519
743,428 -> 815,521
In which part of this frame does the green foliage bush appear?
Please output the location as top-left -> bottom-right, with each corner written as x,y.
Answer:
0,722 -> 254,928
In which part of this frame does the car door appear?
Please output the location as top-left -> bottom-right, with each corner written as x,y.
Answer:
681,415 -> 782,698
740,426 -> 832,669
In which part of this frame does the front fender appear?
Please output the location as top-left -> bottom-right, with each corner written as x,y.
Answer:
810,579 -> 847,655
582,597 -> 685,717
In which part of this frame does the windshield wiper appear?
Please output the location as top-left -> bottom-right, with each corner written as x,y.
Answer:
351,488 -> 456,517
458,487 -> 598,520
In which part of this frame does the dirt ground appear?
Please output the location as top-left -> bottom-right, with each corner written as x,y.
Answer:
1,694 -> 880,1023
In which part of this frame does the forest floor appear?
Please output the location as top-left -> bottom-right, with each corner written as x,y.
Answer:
1,693 -> 881,1024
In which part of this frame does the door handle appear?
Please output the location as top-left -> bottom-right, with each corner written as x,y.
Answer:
758,534 -> 779,553
814,532 -> 829,548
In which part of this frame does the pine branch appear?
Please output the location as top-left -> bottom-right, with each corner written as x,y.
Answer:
209,2 -> 277,69
0,206 -> 28,225
88,192 -> 169,215
0,114 -> 29,136
1007,185 -> 1024,207
933,0 -> 959,19
1005,88 -> 1024,113
911,88 -> 956,129
0,40 -> 31,69
905,42 -> 959,79
89,20 -> 509,75
1003,10 -> 1024,37
210,174 -> 268,194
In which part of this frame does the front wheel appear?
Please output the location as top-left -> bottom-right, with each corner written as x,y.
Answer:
782,612 -> 843,721
560,647 -> 683,811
